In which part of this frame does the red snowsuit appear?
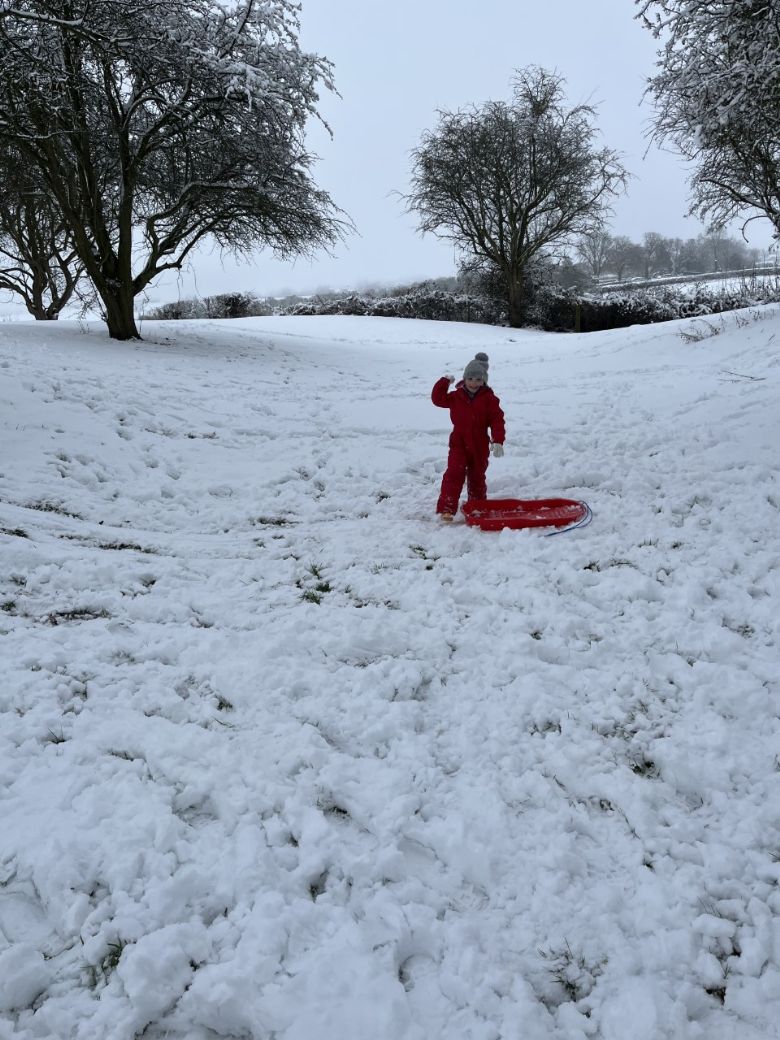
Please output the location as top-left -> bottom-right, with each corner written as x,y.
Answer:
432,377 -> 505,515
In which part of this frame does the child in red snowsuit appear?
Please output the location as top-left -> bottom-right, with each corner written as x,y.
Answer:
432,352 -> 505,521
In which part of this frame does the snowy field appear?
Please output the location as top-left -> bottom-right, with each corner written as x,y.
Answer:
597,272 -> 780,299
668,274 -> 780,300
1,310 -> 779,1040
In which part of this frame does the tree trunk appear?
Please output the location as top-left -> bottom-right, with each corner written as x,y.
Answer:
100,286 -> 141,340
507,273 -> 525,328
24,296 -> 59,320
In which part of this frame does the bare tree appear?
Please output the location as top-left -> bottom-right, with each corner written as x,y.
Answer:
642,232 -> 673,278
0,147 -> 85,319
403,67 -> 628,326
577,230 -> 613,282
638,0 -> 780,238
605,235 -> 642,282
0,0 -> 344,339
665,237 -> 685,275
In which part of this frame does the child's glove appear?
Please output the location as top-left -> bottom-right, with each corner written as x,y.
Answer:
491,442 -> 504,457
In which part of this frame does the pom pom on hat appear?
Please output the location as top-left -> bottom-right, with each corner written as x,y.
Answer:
463,353 -> 489,381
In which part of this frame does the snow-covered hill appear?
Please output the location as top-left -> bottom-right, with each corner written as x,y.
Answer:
1,312 -> 779,1040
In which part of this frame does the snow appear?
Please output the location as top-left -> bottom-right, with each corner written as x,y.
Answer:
1,310 -> 779,1040
659,274 -> 780,298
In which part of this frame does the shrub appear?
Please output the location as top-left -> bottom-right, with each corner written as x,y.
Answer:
203,293 -> 273,319
289,285 -> 504,324
527,280 -> 780,333
146,292 -> 274,320
146,299 -> 204,320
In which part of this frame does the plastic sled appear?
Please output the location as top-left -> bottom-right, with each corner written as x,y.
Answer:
462,497 -> 591,532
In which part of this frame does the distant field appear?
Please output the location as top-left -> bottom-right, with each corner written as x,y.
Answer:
599,264 -> 780,294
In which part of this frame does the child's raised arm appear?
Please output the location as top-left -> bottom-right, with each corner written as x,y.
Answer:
431,375 -> 455,407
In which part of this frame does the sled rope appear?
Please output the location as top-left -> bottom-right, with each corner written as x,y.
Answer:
545,501 -> 593,536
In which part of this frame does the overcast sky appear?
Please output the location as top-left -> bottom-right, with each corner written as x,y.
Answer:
1,2 -> 776,319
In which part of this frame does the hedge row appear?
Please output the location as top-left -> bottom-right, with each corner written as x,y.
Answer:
289,288 -> 504,325
146,292 -> 273,320
528,280 -> 780,332
146,279 -> 780,332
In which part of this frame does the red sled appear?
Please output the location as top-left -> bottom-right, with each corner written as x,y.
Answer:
462,497 -> 592,532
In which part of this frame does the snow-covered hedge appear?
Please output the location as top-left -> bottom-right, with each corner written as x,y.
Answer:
529,279 -> 780,332
146,277 -> 780,332
286,279 -> 780,332
146,292 -> 273,321
289,287 -> 504,325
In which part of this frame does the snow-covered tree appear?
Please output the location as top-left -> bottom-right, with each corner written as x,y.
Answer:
0,148 -> 85,319
403,67 -> 628,327
0,0 -> 343,339
638,0 -> 780,239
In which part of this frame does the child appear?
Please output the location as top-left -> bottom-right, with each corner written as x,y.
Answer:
431,352 -> 505,521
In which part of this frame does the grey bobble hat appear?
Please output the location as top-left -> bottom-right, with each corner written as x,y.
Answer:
463,352 -> 489,381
